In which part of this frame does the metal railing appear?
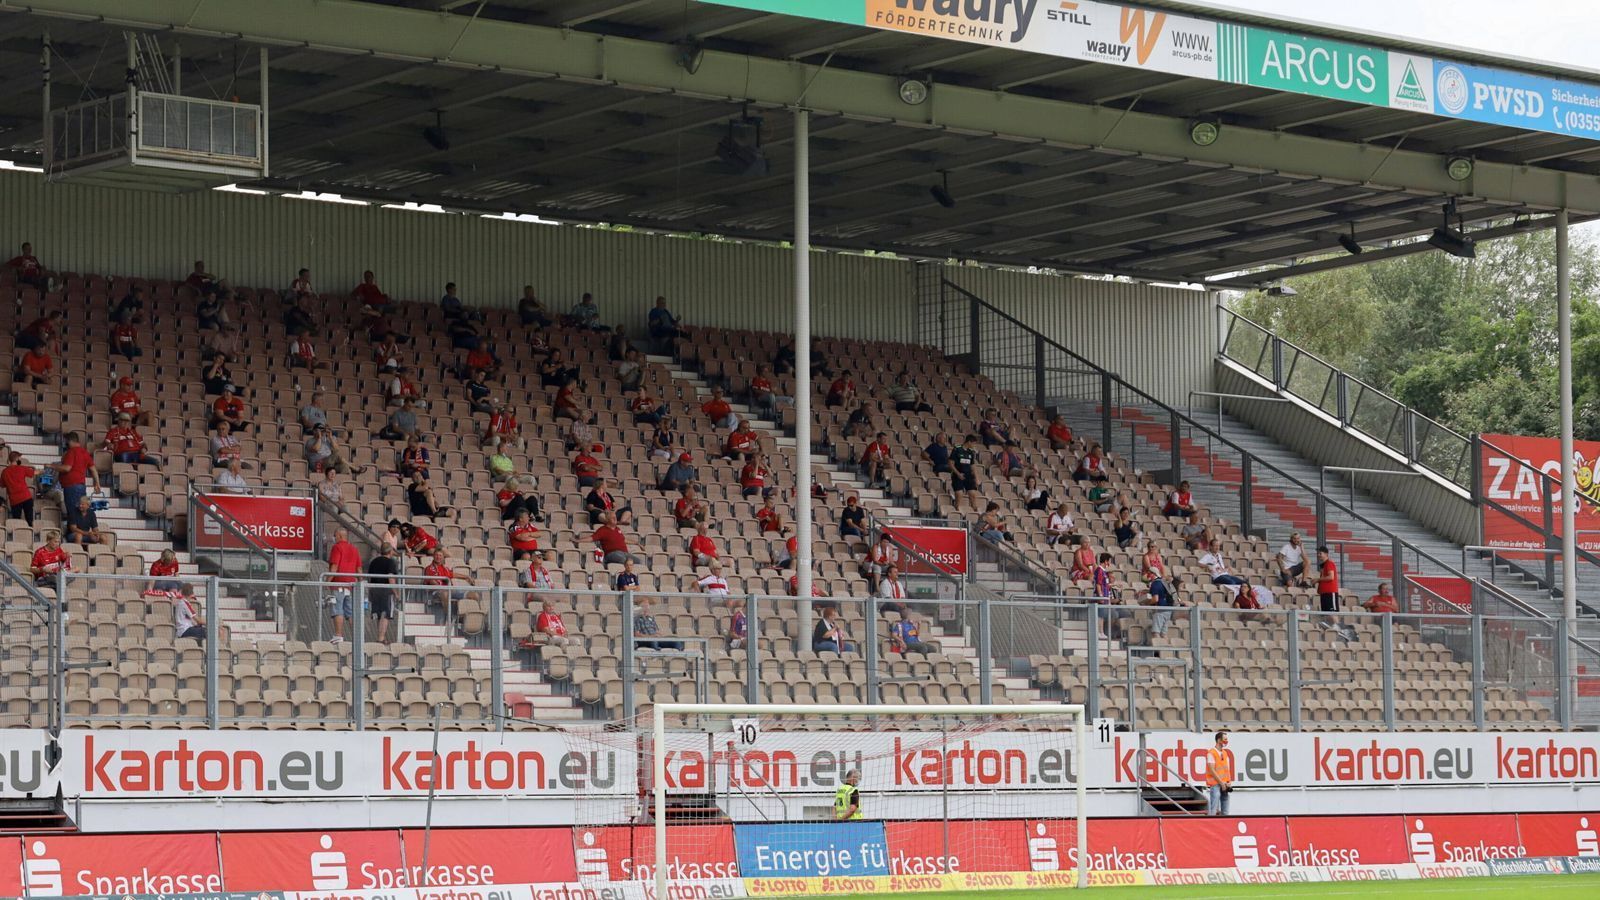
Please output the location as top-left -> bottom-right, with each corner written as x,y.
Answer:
1219,308 -> 1473,489
187,490 -> 279,582
138,92 -> 262,162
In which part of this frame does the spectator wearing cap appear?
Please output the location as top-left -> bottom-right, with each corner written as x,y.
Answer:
30,531 -> 69,586
689,523 -> 719,568
701,387 -> 737,430
739,452 -> 772,499
66,495 -> 108,547
585,476 -> 632,527
573,444 -> 604,489
210,385 -> 251,431
5,242 -> 50,290
2,451 -> 37,525
660,452 -> 698,492
593,513 -> 640,565
110,377 -> 152,427
673,485 -> 708,528
722,420 -> 761,460
102,414 -> 160,465
1046,415 -> 1074,451
839,495 -> 866,539
860,432 -> 892,490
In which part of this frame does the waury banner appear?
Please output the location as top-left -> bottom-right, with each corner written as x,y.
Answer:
1478,433 -> 1600,557
193,493 -> 316,553
19,832 -> 224,897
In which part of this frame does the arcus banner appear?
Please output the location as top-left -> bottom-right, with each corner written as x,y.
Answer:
194,493 -> 316,553
19,832 -> 223,897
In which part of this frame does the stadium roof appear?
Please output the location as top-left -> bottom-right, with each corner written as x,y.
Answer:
3,0 -> 1600,286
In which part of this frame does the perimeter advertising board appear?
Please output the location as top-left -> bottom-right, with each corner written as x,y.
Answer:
1479,433 -> 1600,556
882,525 -> 968,575
193,493 -> 316,553
18,832 -> 224,896
0,730 -> 58,798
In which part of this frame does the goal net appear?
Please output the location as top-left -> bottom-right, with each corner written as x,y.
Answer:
645,703 -> 1087,896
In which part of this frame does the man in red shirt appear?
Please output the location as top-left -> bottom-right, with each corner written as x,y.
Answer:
2,451 -> 38,525
739,453 -> 771,499
54,432 -> 94,512
860,432 -> 892,489
592,513 -> 639,565
722,420 -> 761,460
326,528 -> 362,643
109,377 -> 151,426
749,365 -> 779,417
701,387 -> 736,429
186,260 -> 221,296
463,344 -> 499,378
689,523 -> 719,568
674,485 -> 707,528
353,270 -> 388,309
101,414 -> 160,465
1315,545 -> 1340,613
30,531 -> 69,586
15,310 -> 61,352
572,444 -> 603,489
554,382 -> 588,422
482,399 -> 521,449
16,346 -> 52,386
423,547 -> 468,607
826,371 -> 856,408
5,242 -> 49,289
1046,414 -> 1074,451
508,509 -> 541,562
1363,582 -> 1399,614
211,386 -> 251,431
111,319 -> 141,360
535,598 -> 572,647
756,496 -> 783,533
1164,480 -> 1196,518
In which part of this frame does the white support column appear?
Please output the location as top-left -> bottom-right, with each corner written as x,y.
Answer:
1558,209 -> 1577,625
794,108 -> 814,646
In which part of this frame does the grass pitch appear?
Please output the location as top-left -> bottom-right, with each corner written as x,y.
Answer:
837,873 -> 1600,898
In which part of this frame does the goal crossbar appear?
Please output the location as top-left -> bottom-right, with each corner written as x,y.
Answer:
651,702 -> 1088,894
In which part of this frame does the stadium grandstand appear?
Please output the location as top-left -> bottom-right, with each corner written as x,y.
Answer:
0,0 -> 1595,896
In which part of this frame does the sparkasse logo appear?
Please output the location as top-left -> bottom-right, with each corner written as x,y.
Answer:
868,0 -> 1042,45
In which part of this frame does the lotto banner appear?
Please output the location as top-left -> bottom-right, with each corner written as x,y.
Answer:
883,525 -> 968,575
573,824 -> 741,882
219,830 -> 407,892
17,832 -> 223,896
1515,813 -> 1600,858
1159,817 -> 1291,870
193,493 -> 316,553
398,828 -> 576,887
1405,814 -> 1527,864
1478,433 -> 1600,557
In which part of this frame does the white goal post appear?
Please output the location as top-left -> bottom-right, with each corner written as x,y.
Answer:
651,702 -> 1088,896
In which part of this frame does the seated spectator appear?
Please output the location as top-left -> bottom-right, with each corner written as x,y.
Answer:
586,477 -> 632,527
440,281 -> 479,321
1046,414 -> 1074,451
756,496 -> 784,533
688,523 -> 719,568
1181,511 -> 1208,551
647,295 -> 687,348
66,496 -> 107,546
614,558 -> 640,591
380,519 -> 404,554
507,509 -> 541,562
659,451 -> 697,492
772,528 -> 798,571
488,439 -> 518,483
378,397 -> 420,442
210,386 -> 251,431
722,420 -> 761,460
948,435 -> 981,512
375,336 -> 406,377
592,513 -> 640,565
618,349 -> 645,393
1163,480 -> 1197,518
288,330 -> 327,370
1113,507 -> 1139,548
825,371 -> 856,408
630,388 -> 666,425
289,267 -> 314,301
1022,474 -> 1050,512
570,292 -> 604,331
283,292 -> 316,335
203,355 -> 238,397
887,370 -> 934,414
399,435 -> 431,479
518,286 -> 553,327
15,310 -> 61,352
534,598 -> 571,646
1046,504 -> 1077,546
839,495 -> 866,538
149,549 -> 184,593
993,441 -> 1025,478
111,318 -> 141,360
1233,582 -> 1266,623
606,324 -> 631,362
724,597 -> 747,650
1200,545 -> 1247,589
633,596 -> 683,650
365,543 -> 400,643
352,270 -> 388,311
1073,443 -> 1109,482
102,414 -> 160,465
114,286 -> 147,322
661,484 -> 703,529
31,531 -> 69,586
171,584 -> 208,641
5,242 -> 49,290
482,399 -> 522,449
203,322 -> 241,363
738,453 -> 772,499
304,425 -> 364,475
316,469 -> 343,507
890,613 -> 936,656
519,552 -> 561,593
978,502 -> 1013,542
15,345 -> 53,386
215,458 -> 250,494
407,472 -> 450,518
385,371 -> 425,407
422,547 -> 469,609
811,606 -> 855,654
298,392 -> 329,432
554,381 -> 588,422
573,444 -> 603,489
698,560 -> 730,600
649,419 -> 677,462
863,534 -> 897,590
841,402 -> 872,440
922,432 -> 952,474
749,365 -> 782,418
461,341 -> 498,378
497,475 -> 544,523
196,290 -> 226,331
1364,582 -> 1400,614
1277,532 -> 1309,587
877,564 -> 910,613
558,418 -> 593,455
1069,541 -> 1096,583
978,408 -> 1011,447
2,451 -> 37,525
701,387 -> 738,430
860,432 -> 892,488
186,260 -> 223,297
540,350 -> 579,388
1092,487 -> 1120,516
788,573 -> 827,598
110,377 -> 152,427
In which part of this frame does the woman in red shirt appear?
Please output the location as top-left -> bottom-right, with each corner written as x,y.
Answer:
150,549 -> 183,593
507,511 -> 541,562
2,451 -> 37,525
1069,541 -> 1096,583
756,497 -> 784,533
400,522 -> 439,559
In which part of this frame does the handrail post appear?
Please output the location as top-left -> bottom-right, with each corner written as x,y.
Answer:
1556,618 -> 1572,730
1391,536 -> 1404,598
1189,605 -> 1204,733
977,594 -> 993,705
1403,409 -> 1417,463
1470,434 -> 1484,544
621,591 -> 636,722
352,579 -> 366,730
1033,333 -> 1046,410
205,575 -> 220,727
1169,410 -> 1181,484
53,572 -> 67,732
863,594 -> 879,705
968,291 -> 981,373
1314,494 -> 1327,551
1543,488 -> 1557,590
1240,456 -> 1254,536
1380,613 -> 1395,731
744,593 -> 760,704
1470,614 -> 1485,730
1085,606 -> 1100,722
489,584 -> 505,730
1100,372 -> 1114,453
1287,608 -> 1301,730
1335,373 -> 1349,425
1270,337 -> 1284,390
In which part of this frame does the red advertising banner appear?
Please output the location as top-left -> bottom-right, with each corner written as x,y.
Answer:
399,828 -> 575,886
573,825 -> 738,881
1479,433 -> 1600,557
20,832 -> 223,896
1159,817 -> 1290,870
886,821 -> 1030,874
220,830 -> 405,891
1024,818 -> 1167,871
1405,814 -> 1526,864
0,838 -> 21,898
1516,813 -> 1600,858
194,493 -> 316,553
884,525 -> 967,575
1285,815 -> 1410,866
